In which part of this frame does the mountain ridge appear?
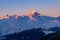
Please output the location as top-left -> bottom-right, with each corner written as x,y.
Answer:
0,11 -> 55,20
0,11 -> 60,35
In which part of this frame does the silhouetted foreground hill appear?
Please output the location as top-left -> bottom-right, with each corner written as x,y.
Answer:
40,32 -> 60,40
0,28 -> 60,40
0,28 -> 45,40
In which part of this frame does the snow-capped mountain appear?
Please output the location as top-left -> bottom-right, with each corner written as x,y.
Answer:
0,11 -> 60,35
41,20 -> 60,29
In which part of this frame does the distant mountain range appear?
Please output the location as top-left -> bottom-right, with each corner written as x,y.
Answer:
0,11 -> 60,35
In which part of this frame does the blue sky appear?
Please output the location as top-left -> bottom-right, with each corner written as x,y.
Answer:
0,0 -> 60,17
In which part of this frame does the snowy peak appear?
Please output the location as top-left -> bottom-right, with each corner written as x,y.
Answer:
0,14 -> 10,20
28,11 -> 41,17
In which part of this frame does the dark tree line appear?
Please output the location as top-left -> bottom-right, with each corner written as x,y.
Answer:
0,28 -> 45,40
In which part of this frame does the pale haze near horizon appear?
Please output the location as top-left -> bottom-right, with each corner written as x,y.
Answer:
0,0 -> 60,17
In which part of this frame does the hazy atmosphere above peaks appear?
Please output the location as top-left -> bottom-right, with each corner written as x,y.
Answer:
0,0 -> 60,17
